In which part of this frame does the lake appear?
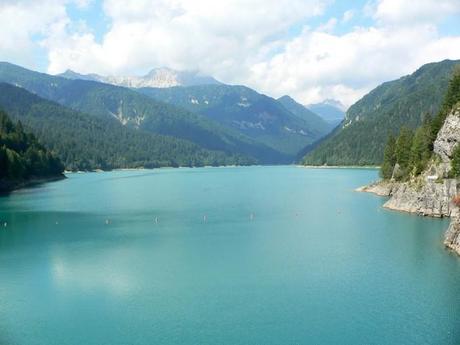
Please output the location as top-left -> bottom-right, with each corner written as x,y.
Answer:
0,166 -> 459,345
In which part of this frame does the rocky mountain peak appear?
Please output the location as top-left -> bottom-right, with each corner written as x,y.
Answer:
59,67 -> 221,88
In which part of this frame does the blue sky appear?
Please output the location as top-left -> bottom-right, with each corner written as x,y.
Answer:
1,0 -> 460,106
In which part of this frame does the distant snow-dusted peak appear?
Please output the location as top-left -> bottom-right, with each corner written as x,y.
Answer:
58,67 -> 221,88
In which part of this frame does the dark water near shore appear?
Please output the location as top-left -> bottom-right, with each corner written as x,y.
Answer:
0,166 -> 459,345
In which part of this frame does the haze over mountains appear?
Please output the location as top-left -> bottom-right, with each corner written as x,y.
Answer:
307,100 -> 345,126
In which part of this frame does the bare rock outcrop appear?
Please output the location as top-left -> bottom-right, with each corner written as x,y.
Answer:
383,178 -> 457,217
355,181 -> 394,196
444,210 -> 460,256
433,109 -> 460,163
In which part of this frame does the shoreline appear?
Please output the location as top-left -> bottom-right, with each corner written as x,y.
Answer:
63,164 -> 258,174
0,175 -> 66,195
64,164 -> 381,174
301,165 -> 379,169
357,179 -> 460,256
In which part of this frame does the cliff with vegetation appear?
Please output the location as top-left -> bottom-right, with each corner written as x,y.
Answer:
0,110 -> 64,193
359,67 -> 460,256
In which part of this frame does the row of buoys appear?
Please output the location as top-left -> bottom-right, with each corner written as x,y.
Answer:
150,213 -> 256,224
2,213 -> 262,229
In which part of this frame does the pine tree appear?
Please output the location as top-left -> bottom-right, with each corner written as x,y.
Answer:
0,110 -> 64,187
380,135 -> 396,179
395,128 -> 413,167
410,124 -> 432,175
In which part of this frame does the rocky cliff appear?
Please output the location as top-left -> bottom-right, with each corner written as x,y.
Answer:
433,109 -> 460,162
359,107 -> 460,256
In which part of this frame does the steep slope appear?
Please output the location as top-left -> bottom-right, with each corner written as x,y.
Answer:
0,62 -> 283,163
0,83 -> 253,170
307,100 -> 345,126
303,59 -> 460,165
277,95 -> 333,135
59,67 -> 221,88
138,84 -> 331,157
0,110 -> 63,192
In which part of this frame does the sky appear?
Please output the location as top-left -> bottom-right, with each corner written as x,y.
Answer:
1,0 -> 460,108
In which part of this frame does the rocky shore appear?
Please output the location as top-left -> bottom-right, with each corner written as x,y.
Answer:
358,109 -> 460,256
359,178 -> 460,256
359,177 -> 458,216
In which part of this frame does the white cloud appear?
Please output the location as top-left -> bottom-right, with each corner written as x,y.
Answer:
374,0 -> 460,25
341,10 -> 354,23
247,22 -> 460,107
0,0 -> 68,69
73,0 -> 94,8
2,0 -> 460,108
0,0 -> 93,69
317,18 -> 337,33
45,0 -> 329,77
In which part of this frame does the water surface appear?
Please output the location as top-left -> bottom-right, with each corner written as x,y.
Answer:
0,166 -> 459,345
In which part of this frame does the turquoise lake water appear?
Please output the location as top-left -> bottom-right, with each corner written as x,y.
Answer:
0,166 -> 460,345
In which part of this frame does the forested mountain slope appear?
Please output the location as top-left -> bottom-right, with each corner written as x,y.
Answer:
138,84 -> 331,157
0,62 -> 286,164
302,59 -> 460,165
0,83 -> 253,170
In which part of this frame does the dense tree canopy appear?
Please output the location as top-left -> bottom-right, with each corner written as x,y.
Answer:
380,135 -> 396,179
0,110 -> 63,186
0,62 -> 287,164
0,83 -> 254,171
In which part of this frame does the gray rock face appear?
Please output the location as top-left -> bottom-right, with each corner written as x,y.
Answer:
444,212 -> 460,256
383,179 -> 458,217
355,181 -> 393,196
433,110 -> 460,162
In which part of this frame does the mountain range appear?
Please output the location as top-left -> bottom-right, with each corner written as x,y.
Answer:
0,62 -> 339,168
0,62 -> 296,163
7,59 -> 453,171
138,85 -> 333,157
59,65 -> 334,157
